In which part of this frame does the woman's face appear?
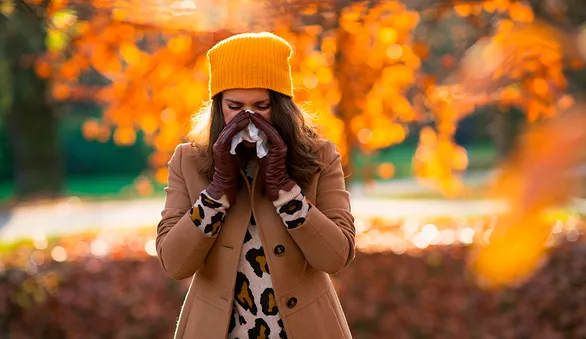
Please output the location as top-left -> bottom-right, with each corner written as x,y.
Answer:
222,88 -> 272,125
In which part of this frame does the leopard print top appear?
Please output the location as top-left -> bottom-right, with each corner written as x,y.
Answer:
188,164 -> 311,339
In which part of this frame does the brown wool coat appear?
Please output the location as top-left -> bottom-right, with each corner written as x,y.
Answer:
156,139 -> 355,339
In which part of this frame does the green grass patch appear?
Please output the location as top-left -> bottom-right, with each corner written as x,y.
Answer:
373,189 -> 486,200
0,175 -> 166,205
351,143 -> 498,181
0,181 -> 14,204
64,175 -> 166,201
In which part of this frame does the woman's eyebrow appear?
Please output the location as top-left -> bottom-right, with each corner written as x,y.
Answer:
224,99 -> 243,105
224,99 -> 270,105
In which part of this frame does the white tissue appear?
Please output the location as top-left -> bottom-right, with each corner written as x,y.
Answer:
230,120 -> 269,158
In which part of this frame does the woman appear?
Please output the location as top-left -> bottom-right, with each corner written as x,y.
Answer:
156,32 -> 355,339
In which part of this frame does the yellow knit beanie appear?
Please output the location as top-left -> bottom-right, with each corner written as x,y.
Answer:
207,32 -> 294,98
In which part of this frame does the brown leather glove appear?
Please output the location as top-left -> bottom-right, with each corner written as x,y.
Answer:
207,111 -> 251,204
249,113 -> 296,201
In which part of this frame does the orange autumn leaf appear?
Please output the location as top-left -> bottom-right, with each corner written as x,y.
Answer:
412,42 -> 429,58
120,42 -> 142,65
508,2 -> 534,22
483,1 -> 497,13
59,60 -> 80,80
500,86 -> 521,101
531,78 -> 549,97
494,0 -> 510,12
52,83 -> 71,100
81,119 -> 100,140
34,59 -> 52,79
377,162 -> 395,179
167,35 -> 192,54
155,168 -> 169,184
113,127 -> 137,146
454,4 -> 472,17
557,95 -> 574,109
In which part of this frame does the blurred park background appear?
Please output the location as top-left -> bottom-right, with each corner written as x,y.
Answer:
2,0 -> 586,338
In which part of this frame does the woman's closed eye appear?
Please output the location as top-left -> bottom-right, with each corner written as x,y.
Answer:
228,104 -> 271,110
227,104 -> 270,111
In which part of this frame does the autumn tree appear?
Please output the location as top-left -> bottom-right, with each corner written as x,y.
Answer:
3,0 -> 586,198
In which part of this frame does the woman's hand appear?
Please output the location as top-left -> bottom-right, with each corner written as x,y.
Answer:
249,113 -> 296,201
207,111 -> 252,204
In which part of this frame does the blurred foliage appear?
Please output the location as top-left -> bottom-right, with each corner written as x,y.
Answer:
471,111 -> 586,288
1,218 -> 586,338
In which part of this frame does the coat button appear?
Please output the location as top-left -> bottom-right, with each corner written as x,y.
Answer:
274,245 -> 285,256
286,297 -> 298,308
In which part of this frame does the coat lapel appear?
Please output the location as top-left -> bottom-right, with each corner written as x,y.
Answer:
217,171 -> 253,249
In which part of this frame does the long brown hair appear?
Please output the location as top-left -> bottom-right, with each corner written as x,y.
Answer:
187,90 -> 321,188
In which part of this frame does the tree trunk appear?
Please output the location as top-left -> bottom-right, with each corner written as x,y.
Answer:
335,29 -> 357,181
331,2 -> 354,181
2,2 -> 63,199
5,79 -> 63,199
488,108 -> 525,160
342,117 -> 355,179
